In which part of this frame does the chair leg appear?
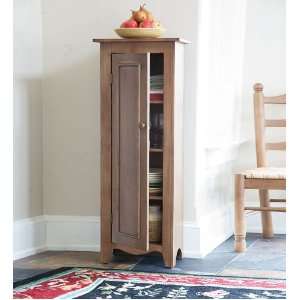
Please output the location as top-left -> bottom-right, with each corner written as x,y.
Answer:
234,174 -> 246,252
259,189 -> 273,238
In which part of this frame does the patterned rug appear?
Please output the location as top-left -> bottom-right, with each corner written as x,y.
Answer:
13,267 -> 286,299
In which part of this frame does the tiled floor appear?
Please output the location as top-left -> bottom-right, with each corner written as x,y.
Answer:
14,233 -> 285,283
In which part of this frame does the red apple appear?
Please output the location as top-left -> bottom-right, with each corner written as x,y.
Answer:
121,19 -> 138,28
139,19 -> 154,28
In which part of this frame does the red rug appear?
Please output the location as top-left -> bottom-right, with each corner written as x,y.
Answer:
13,267 -> 285,299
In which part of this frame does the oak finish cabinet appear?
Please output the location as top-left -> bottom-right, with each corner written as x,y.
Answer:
93,38 -> 189,268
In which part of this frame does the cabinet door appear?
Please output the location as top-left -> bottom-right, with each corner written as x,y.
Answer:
111,53 -> 149,250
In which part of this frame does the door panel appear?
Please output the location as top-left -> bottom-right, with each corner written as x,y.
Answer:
111,53 -> 149,250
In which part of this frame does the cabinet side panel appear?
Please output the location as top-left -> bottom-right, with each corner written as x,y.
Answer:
162,44 -> 175,266
100,43 -> 112,263
173,43 -> 185,255
162,43 -> 185,267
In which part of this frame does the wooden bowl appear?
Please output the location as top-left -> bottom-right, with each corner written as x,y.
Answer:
115,27 -> 165,39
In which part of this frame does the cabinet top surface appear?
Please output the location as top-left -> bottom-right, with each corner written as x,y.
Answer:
93,37 -> 190,44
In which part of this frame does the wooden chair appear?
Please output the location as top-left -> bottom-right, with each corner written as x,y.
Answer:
234,83 -> 286,252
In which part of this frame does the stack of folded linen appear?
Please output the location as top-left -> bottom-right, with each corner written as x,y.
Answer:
149,168 -> 163,196
150,74 -> 163,102
150,74 -> 163,90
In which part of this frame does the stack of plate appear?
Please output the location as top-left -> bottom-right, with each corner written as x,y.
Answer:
149,168 -> 163,196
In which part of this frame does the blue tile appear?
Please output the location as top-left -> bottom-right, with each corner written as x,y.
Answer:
14,268 -> 53,282
132,256 -> 182,273
133,252 -> 237,274
225,252 -> 285,271
247,238 -> 286,254
212,233 -> 260,253
222,235 -> 286,272
273,234 -> 286,239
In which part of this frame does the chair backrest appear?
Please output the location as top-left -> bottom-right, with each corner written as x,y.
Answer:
253,83 -> 286,167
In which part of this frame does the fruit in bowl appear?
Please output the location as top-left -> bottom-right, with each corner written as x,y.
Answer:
121,18 -> 138,28
131,5 -> 148,22
116,4 -> 165,38
139,19 -> 154,28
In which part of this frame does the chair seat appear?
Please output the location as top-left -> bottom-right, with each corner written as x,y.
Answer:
242,167 -> 285,179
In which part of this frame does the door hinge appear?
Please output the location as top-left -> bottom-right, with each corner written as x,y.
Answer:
109,73 -> 113,85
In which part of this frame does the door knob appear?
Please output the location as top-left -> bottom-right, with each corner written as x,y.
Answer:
139,121 -> 146,129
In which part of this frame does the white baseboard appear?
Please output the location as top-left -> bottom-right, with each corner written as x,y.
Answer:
15,215 -> 220,260
183,206 -> 234,258
13,215 -> 100,260
14,211 -> 286,260
247,211 -> 286,234
45,215 -> 100,252
13,216 -> 47,260
183,205 -> 286,259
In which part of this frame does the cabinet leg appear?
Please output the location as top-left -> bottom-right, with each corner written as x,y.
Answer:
163,254 -> 176,268
163,248 -> 181,268
100,245 -> 112,264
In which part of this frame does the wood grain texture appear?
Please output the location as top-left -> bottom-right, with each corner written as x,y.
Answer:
96,39 -> 187,267
244,178 -> 286,190
270,198 -> 286,202
110,42 -> 172,54
111,53 -> 149,250
234,174 -> 246,252
172,42 -> 185,265
112,242 -> 162,255
259,189 -> 273,238
264,95 -> 286,104
245,207 -> 286,212
254,85 -> 267,167
100,43 -> 113,263
266,142 -> 286,151
264,119 -> 286,127
161,43 -> 175,268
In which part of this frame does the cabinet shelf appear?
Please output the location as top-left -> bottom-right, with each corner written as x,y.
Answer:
149,242 -> 162,252
150,148 -> 163,152
149,195 -> 163,201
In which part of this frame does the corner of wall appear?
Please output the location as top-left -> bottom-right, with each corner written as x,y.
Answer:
13,216 -> 47,260
183,205 -> 234,258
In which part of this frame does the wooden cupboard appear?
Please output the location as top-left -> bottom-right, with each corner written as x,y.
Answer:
93,38 -> 189,268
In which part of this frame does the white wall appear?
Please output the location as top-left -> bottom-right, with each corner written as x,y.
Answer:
14,0 -> 201,259
13,0 -> 44,220
234,0 -> 286,233
187,0 -> 247,256
41,0 -> 200,217
13,0 -> 285,258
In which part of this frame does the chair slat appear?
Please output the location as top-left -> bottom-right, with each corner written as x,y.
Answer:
264,95 -> 286,104
244,178 -> 286,190
270,198 -> 286,203
244,206 -> 286,212
265,119 -> 286,127
266,142 -> 286,150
